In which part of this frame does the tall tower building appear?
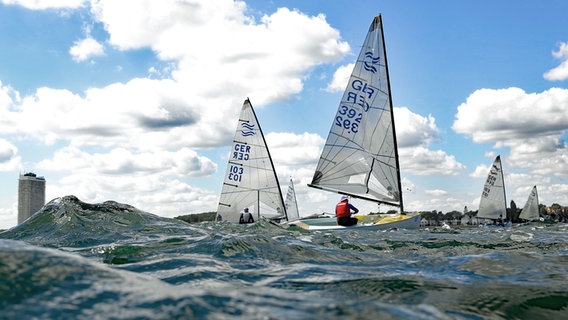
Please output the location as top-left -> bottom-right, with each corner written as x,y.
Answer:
18,173 -> 46,224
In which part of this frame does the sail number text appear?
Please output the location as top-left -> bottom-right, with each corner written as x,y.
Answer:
335,105 -> 362,133
482,175 -> 496,197
334,79 -> 377,134
228,165 -> 244,182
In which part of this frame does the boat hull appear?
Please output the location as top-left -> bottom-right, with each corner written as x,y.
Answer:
287,214 -> 421,231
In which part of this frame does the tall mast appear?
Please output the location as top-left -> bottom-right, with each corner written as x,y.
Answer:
378,15 -> 404,213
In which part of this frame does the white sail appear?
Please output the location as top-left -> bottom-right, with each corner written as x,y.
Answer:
217,98 -> 287,223
477,155 -> 507,220
308,15 -> 403,210
519,185 -> 540,221
284,178 -> 300,221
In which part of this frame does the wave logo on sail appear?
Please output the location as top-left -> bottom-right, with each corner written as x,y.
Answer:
363,51 -> 380,73
241,123 -> 256,136
490,164 -> 500,175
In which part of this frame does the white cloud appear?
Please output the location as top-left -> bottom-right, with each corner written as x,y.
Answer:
35,146 -> 218,217
326,63 -> 354,92
88,2 -> 350,105
453,87 -> 568,143
0,81 -> 20,107
266,132 -> 324,166
425,189 -> 448,196
1,0 -> 85,9
395,107 -> 464,176
2,2 -> 351,152
453,87 -> 568,176
0,139 -> 22,171
544,42 -> 568,81
37,146 -> 216,177
395,107 -> 439,148
470,162 -> 491,179
399,146 -> 465,176
70,37 -> 105,62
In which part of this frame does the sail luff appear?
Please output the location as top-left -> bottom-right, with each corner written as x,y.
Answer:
377,15 -> 404,213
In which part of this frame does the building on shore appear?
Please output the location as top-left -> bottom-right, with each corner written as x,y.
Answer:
18,172 -> 46,224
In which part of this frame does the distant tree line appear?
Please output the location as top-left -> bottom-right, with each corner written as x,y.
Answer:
421,200 -> 567,226
175,211 -> 216,223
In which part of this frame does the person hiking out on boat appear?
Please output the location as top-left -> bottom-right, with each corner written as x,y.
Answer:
336,195 -> 359,226
239,208 -> 254,224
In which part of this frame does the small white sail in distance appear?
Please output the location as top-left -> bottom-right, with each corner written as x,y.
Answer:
477,155 -> 507,220
519,185 -> 540,221
284,178 -> 300,222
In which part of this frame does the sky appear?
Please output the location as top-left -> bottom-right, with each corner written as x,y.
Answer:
1,0 -> 568,229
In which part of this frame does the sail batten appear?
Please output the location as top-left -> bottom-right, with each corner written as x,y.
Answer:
309,15 -> 403,211
217,98 -> 287,223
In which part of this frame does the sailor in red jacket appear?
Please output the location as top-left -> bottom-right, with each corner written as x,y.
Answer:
335,195 -> 359,226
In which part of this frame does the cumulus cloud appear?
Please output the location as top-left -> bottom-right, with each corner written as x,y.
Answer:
70,37 -> 105,62
37,146 -> 216,177
326,63 -> 354,92
35,146 -> 218,216
543,42 -> 568,81
1,2 -> 351,152
89,1 -> 350,105
399,146 -> 465,176
395,107 -> 439,148
265,132 -> 325,166
394,107 -> 464,176
470,162 -> 492,179
453,87 -> 568,175
453,87 -> 568,143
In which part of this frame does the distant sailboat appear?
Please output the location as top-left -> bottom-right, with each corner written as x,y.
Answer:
519,185 -> 540,221
290,15 -> 420,230
217,98 -> 287,223
477,155 -> 507,222
284,178 -> 300,222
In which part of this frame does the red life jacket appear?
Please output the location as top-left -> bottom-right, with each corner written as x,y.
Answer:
335,201 -> 351,218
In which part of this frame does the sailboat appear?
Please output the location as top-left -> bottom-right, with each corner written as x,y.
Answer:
216,98 -> 288,223
289,15 -> 420,231
519,185 -> 540,221
284,178 -> 301,222
477,155 -> 509,226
